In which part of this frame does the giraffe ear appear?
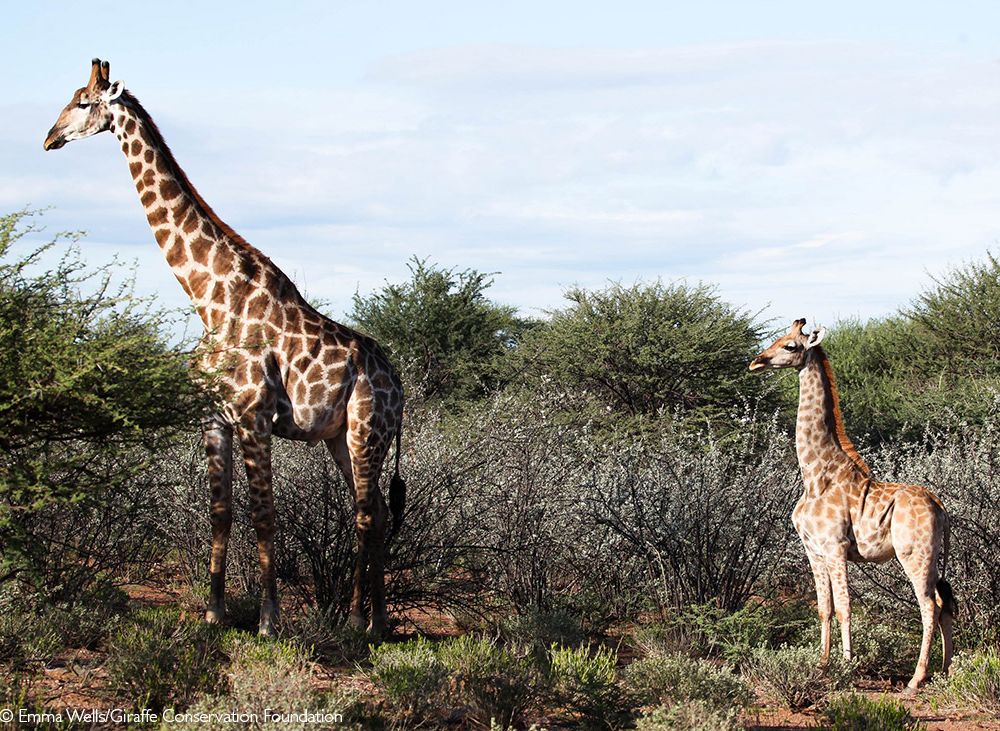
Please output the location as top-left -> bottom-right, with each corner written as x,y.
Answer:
104,80 -> 125,103
806,325 -> 827,349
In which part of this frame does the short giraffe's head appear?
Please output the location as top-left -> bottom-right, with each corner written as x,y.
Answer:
749,318 -> 826,372
43,58 -> 125,151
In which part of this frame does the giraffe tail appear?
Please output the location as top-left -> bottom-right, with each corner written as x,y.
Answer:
388,422 -> 406,540
937,514 -> 958,619
937,578 -> 958,620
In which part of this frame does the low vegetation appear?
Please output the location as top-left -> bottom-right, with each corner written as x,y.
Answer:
747,644 -> 854,710
625,652 -> 751,712
2,210 -> 999,726
821,693 -> 924,731
932,647 -> 1000,716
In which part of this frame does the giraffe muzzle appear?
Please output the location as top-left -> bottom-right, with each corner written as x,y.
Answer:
43,134 -> 66,151
748,357 -> 769,371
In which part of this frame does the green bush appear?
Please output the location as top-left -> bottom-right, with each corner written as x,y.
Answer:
911,253 -> 1000,379
437,635 -> 539,726
822,693 -> 923,730
747,644 -> 853,710
0,209 -> 207,597
282,605 -> 370,665
825,254 -> 1000,443
546,643 -> 623,728
0,609 -> 62,670
625,652 -> 750,713
933,647 -> 1000,715
849,613 -> 922,679
350,257 -> 532,404
179,633 -> 364,730
104,607 -> 224,711
0,677 -> 62,731
509,280 -> 775,430
0,585 -> 125,669
499,607 -> 588,654
636,602 -> 813,666
367,637 -> 449,723
635,700 -> 741,731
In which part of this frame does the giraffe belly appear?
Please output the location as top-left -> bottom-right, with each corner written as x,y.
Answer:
793,498 -> 894,563
272,391 -> 347,442
851,526 -> 896,563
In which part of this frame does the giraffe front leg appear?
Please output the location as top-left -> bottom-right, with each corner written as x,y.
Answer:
325,435 -> 368,631
826,553 -> 852,663
350,462 -> 389,637
806,551 -> 833,667
239,426 -> 280,636
203,416 -> 233,625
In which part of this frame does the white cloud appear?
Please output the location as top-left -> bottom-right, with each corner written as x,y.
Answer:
6,40 -> 1000,330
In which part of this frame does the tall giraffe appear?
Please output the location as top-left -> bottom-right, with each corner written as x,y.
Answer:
750,319 -> 956,690
44,59 -> 406,636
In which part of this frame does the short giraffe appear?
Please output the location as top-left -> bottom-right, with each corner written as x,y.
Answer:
44,59 -> 406,636
750,319 -> 956,690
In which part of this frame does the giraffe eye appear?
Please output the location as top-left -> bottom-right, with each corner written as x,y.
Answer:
77,101 -> 91,109
784,343 -> 798,351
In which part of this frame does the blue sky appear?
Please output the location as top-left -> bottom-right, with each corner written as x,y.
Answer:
4,2 -> 1000,332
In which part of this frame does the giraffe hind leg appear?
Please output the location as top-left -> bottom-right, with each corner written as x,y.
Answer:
332,426 -> 391,637
352,456 -> 390,637
899,549 -> 939,690
326,434 -> 367,630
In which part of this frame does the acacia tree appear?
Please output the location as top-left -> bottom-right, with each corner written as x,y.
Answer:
509,281 -> 775,430
349,257 -> 533,405
0,210 -> 208,595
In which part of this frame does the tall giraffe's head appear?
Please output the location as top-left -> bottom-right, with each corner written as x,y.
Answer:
43,58 -> 125,151
749,318 -> 826,371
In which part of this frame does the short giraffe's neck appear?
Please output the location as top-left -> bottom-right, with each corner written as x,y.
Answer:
796,347 -> 871,480
109,93 -> 263,329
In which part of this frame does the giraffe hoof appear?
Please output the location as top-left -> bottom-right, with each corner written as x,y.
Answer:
348,613 -> 366,631
205,607 -> 225,624
258,610 -> 279,637
902,683 -> 920,696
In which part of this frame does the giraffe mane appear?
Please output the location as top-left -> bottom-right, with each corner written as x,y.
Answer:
815,346 -> 871,476
121,91 -> 283,273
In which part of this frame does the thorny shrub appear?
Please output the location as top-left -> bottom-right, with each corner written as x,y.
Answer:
821,693 -> 923,731
747,644 -> 854,711
624,652 -> 751,712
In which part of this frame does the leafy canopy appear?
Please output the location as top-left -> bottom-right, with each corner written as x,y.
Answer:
349,257 -> 532,405
0,210 -> 208,587
510,280 -> 774,429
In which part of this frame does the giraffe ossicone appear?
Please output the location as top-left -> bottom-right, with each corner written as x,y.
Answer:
750,318 -> 956,691
45,58 -> 406,637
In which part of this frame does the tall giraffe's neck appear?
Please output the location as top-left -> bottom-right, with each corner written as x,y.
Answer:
109,93 -> 257,328
796,347 -> 871,478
